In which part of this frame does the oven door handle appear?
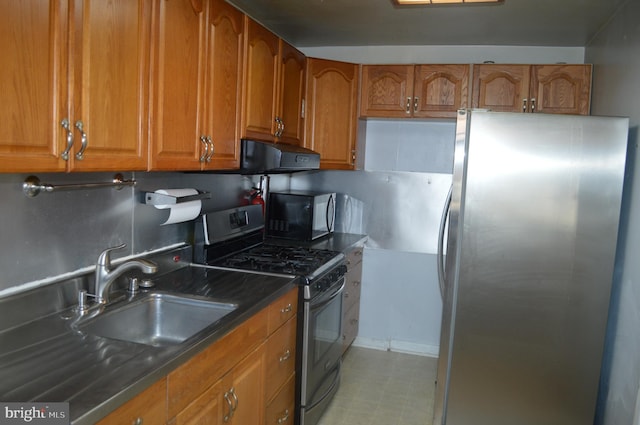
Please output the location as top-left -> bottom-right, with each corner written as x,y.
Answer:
310,280 -> 345,312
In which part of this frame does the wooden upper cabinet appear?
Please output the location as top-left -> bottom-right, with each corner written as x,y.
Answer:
0,0 -> 149,172
151,0 -> 242,171
472,64 -> 531,112
472,64 -> 591,115
530,65 -> 592,115
203,0 -> 244,169
0,0 -> 68,172
277,41 -> 306,146
69,0 -> 151,171
151,0 -> 206,170
304,58 -> 359,170
360,64 -> 469,119
360,65 -> 414,118
242,18 -> 280,142
413,65 -> 469,118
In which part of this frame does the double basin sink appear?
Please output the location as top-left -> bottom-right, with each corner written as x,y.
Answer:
77,292 -> 238,347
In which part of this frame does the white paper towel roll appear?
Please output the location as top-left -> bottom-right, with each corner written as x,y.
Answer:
154,189 -> 202,225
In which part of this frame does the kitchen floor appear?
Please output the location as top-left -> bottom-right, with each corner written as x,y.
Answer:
318,346 -> 438,425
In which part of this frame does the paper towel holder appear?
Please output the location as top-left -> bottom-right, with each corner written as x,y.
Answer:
143,190 -> 211,205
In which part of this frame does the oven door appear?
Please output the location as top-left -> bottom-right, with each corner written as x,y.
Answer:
301,278 -> 345,409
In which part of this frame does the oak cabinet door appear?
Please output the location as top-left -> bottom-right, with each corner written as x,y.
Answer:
173,379 -> 225,425
304,58 -> 359,170
97,378 -> 167,425
225,344 -> 266,425
414,64 -> 469,118
150,0 -> 206,170
0,0 -> 68,172
472,64 -> 531,113
530,65 -> 591,115
69,0 -> 151,171
360,65 -> 414,118
277,41 -> 305,146
242,18 -> 279,142
202,0 -> 244,169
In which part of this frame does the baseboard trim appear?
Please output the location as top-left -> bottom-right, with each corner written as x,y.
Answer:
352,337 -> 439,358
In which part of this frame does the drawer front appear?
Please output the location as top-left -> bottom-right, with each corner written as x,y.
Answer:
342,302 -> 360,353
98,378 -> 167,425
168,307 -> 269,419
267,287 -> 298,335
265,373 -> 295,425
346,247 -> 363,270
265,316 -> 297,401
344,271 -> 361,312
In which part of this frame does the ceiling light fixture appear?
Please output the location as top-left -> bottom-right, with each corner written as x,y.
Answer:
393,0 -> 502,4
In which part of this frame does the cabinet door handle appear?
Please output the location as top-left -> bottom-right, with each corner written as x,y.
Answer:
206,136 -> 214,162
277,409 -> 290,424
74,120 -> 88,160
60,119 -> 74,161
274,117 -> 284,137
132,418 -> 143,425
199,136 -> 209,162
414,97 -> 419,113
522,98 -> 528,113
223,389 -> 234,422
230,387 -> 238,412
406,97 -> 411,114
279,349 -> 291,363
530,98 -> 536,112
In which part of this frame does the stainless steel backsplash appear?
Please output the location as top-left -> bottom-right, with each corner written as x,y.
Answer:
0,171 -> 270,295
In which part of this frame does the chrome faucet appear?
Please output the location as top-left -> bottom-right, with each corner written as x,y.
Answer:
94,243 -> 158,304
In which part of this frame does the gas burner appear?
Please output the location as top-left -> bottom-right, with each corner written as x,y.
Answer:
212,245 -> 341,277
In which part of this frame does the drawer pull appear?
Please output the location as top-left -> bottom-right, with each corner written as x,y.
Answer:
277,409 -> 290,424
280,303 -> 292,314
132,418 -> 143,425
279,349 -> 291,362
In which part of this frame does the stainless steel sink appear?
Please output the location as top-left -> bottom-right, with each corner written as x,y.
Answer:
79,293 -> 238,347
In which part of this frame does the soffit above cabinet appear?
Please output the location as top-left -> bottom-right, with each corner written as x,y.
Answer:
225,0 -> 624,47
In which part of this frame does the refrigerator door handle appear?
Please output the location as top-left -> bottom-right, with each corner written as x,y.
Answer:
437,184 -> 453,300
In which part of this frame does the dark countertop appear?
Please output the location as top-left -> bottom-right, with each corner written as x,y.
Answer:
0,262 -> 297,424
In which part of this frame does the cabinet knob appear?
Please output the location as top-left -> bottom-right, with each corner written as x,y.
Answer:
132,418 -> 143,425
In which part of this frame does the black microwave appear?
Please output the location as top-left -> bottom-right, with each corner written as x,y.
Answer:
266,191 -> 336,241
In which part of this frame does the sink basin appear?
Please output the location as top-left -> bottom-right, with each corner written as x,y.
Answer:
80,293 -> 238,347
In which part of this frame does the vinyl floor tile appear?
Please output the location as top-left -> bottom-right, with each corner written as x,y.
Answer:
317,346 -> 438,425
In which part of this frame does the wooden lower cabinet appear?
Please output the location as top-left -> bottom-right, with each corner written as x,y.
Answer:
97,378 -> 167,425
98,287 -> 298,425
342,247 -> 363,354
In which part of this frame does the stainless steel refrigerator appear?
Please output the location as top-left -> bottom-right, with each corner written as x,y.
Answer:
434,110 -> 629,425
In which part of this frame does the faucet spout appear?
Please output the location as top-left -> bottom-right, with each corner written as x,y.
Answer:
94,244 -> 158,304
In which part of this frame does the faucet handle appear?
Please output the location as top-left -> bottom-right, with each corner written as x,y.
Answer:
97,243 -> 127,267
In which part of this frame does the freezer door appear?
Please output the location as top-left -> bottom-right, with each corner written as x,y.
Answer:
437,110 -> 628,425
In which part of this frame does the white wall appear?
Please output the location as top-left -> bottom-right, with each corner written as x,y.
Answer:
585,1 -> 640,424
300,45 -> 585,64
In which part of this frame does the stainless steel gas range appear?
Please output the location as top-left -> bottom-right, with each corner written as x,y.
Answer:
194,204 -> 346,425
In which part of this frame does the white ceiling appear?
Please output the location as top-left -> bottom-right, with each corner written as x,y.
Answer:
226,0 -> 625,47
